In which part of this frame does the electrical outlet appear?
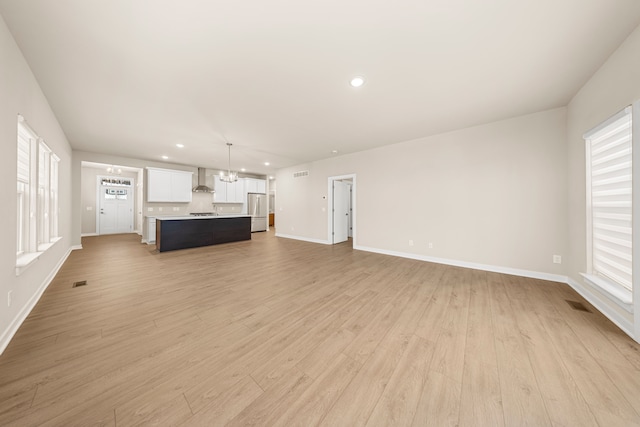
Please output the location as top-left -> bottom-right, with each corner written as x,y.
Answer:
147,207 -> 154,212
409,240 -> 414,246
86,206 -> 93,211
553,255 -> 562,264
7,291 -> 12,307
428,243 -> 433,249
158,207 -> 163,212
173,207 -> 179,211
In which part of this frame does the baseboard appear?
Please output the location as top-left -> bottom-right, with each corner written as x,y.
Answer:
0,246 -> 74,355
354,244 -> 638,342
71,245 -> 83,251
81,233 -> 98,237
353,244 -> 568,283
565,277 -> 636,341
275,233 -> 331,245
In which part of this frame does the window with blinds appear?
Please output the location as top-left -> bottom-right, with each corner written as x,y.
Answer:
585,106 -> 633,294
16,115 -> 61,269
16,122 -> 35,256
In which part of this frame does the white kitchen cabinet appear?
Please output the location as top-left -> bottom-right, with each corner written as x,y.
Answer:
214,176 -> 246,203
147,168 -> 193,202
213,176 -> 228,202
146,217 -> 157,244
229,178 -> 245,203
171,171 -> 193,202
245,178 -> 266,194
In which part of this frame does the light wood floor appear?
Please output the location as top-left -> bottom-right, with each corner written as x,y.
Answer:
1,231 -> 640,426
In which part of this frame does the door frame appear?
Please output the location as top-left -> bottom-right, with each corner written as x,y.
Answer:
96,175 -> 135,235
327,174 -> 356,245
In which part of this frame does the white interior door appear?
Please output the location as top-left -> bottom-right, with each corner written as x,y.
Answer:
99,186 -> 134,234
333,180 -> 350,244
347,183 -> 353,238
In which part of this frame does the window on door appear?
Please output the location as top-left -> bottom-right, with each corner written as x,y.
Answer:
583,105 -> 633,308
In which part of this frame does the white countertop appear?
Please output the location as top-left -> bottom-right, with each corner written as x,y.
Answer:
155,214 -> 251,220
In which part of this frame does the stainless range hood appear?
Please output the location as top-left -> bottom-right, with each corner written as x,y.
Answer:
192,168 -> 214,193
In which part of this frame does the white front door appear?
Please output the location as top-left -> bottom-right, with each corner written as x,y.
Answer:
99,186 -> 134,234
333,180 -> 350,244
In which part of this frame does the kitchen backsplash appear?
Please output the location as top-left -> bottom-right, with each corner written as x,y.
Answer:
145,192 -> 244,215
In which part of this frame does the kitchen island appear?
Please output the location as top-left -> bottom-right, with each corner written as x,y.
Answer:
155,215 -> 251,252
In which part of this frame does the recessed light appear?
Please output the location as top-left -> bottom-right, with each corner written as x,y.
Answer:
241,168 -> 246,172
269,176 -> 274,180
161,155 -> 168,160
331,150 -> 338,154
264,162 -> 270,166
176,143 -> 184,148
350,76 -> 365,88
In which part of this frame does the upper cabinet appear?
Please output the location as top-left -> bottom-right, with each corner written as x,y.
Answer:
214,176 -> 246,203
147,167 -> 193,202
245,178 -> 266,194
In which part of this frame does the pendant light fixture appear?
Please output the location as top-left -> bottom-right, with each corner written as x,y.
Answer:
219,141 -> 238,183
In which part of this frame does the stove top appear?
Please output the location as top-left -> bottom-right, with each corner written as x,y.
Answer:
189,212 -> 214,216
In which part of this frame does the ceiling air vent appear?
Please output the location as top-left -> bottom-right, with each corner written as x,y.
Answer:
293,170 -> 309,178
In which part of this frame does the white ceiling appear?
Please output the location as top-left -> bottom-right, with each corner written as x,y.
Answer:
2,1 -> 640,175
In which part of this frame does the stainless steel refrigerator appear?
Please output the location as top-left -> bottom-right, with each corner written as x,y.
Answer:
247,193 -> 267,232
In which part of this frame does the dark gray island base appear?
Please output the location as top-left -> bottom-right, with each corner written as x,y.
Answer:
156,216 -> 251,252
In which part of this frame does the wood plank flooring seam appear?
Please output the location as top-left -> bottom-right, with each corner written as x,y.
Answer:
2,233 -> 640,425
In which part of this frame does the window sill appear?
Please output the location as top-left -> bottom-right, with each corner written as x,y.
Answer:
580,273 -> 633,313
16,237 -> 62,276
16,252 -> 43,275
38,236 -> 62,252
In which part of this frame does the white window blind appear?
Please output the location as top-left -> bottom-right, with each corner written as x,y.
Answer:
17,127 -> 31,184
16,122 -> 34,256
586,106 -> 633,292
38,140 -> 51,248
50,155 -> 59,239
16,115 -> 61,271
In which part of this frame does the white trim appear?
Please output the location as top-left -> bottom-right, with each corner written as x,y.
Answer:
96,175 -> 136,235
634,100 -> 640,339
583,105 -> 633,139
71,245 -> 83,251
327,174 -> 357,246
15,252 -> 43,275
580,273 -> 633,311
353,244 -> 568,283
81,233 -> 99,237
16,237 -> 63,276
1,246 -> 74,355
275,233 -> 331,245
566,277 -> 636,341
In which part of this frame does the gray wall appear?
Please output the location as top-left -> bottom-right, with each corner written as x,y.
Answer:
566,23 -> 640,337
81,167 -> 139,235
0,15 -> 74,352
276,107 -> 568,277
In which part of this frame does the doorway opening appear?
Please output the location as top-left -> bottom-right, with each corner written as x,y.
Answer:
81,161 -> 143,237
328,174 -> 356,245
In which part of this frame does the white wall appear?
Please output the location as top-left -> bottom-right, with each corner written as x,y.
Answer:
81,167 -> 139,235
0,15 -> 74,353
566,23 -> 640,339
277,108 -> 568,278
